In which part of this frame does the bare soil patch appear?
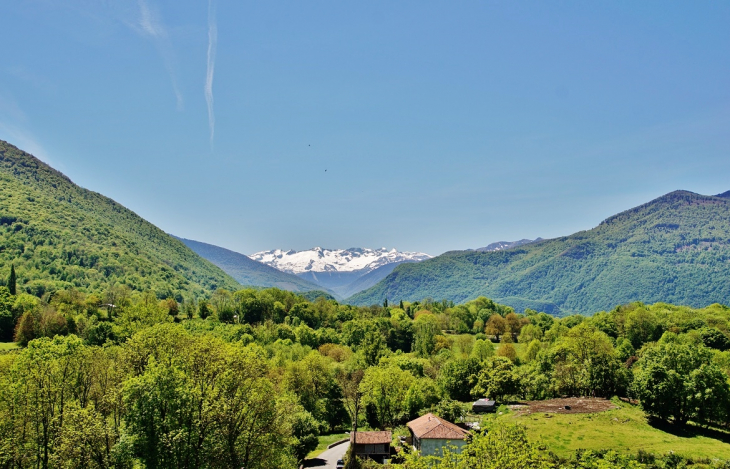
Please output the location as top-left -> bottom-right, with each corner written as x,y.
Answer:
509,397 -> 617,415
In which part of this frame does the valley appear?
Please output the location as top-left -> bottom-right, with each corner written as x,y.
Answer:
0,139 -> 729,469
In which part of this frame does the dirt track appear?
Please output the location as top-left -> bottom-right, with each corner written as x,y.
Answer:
509,397 -> 617,415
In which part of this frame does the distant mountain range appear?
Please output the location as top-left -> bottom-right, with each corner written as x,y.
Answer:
349,190 -> 730,316
0,140 -> 239,298
251,247 -> 431,298
475,238 -> 543,252
175,237 -> 330,294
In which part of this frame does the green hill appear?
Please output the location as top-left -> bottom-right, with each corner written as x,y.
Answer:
349,190 -> 730,315
0,140 -> 239,299
175,236 -> 334,295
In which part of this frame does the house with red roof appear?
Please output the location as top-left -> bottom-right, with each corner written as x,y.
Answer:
350,431 -> 391,462
406,413 -> 469,457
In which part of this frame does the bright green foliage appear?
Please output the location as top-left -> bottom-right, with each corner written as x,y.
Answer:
471,356 -> 519,402
283,351 -> 348,431
0,335 -> 118,469
0,140 -> 239,300
438,358 -> 481,401
350,190 -> 730,316
123,326 -> 297,469
0,270 -> 729,467
359,364 -> 417,428
290,411 -> 320,461
633,332 -> 730,425
550,323 -> 625,397
413,314 -> 440,357
470,338 -> 494,361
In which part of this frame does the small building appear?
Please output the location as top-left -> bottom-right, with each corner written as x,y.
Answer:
350,431 -> 391,462
472,398 -> 496,413
407,413 -> 469,457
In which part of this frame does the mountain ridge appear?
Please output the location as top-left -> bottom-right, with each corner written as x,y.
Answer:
175,236 -> 332,294
0,139 -> 240,298
476,238 -> 543,252
348,190 -> 730,315
251,247 -> 431,297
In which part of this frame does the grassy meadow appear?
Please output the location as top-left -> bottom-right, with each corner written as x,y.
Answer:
0,342 -> 19,351
497,399 -> 730,460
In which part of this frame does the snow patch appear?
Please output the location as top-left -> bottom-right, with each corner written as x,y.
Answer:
250,247 -> 432,275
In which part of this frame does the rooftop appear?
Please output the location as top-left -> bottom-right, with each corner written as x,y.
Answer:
407,413 -> 469,440
350,431 -> 392,445
473,399 -> 496,406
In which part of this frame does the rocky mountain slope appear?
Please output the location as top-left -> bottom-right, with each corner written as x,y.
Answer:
251,247 -> 431,297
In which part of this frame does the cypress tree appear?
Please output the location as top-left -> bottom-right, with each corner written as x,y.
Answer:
7,264 -> 16,296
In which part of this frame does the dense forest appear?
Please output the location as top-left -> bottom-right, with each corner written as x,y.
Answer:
2,270 -> 730,468
350,190 -> 730,315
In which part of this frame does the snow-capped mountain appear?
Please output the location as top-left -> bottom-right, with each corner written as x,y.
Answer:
250,247 -> 432,298
250,247 -> 431,274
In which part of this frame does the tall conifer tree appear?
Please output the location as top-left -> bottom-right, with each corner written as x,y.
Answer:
7,264 -> 16,295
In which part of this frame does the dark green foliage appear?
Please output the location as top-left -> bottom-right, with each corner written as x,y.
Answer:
290,412 -> 320,462
198,300 -> 211,319
434,398 -> 466,423
350,190 -> 730,316
698,327 -> 730,351
0,286 -> 15,341
0,140 -> 239,301
7,264 -> 16,295
438,358 -> 481,401
84,321 -> 115,346
299,290 -> 337,302
633,333 -> 730,425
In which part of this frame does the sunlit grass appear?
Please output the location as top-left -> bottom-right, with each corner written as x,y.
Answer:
306,432 -> 350,459
499,398 -> 730,460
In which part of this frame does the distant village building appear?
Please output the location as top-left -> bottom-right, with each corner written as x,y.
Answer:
472,398 -> 496,413
406,413 -> 469,457
350,431 -> 391,462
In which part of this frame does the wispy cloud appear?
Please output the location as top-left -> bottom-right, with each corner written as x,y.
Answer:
135,0 -> 183,110
206,0 -> 217,148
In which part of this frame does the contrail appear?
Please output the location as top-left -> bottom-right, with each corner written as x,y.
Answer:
206,0 -> 217,148
137,0 -> 183,110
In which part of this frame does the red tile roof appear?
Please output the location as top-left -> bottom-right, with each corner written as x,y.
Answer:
350,431 -> 392,445
407,413 -> 469,440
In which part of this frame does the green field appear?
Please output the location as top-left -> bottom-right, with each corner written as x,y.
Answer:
499,399 -> 730,460
0,342 -> 19,351
306,433 -> 350,459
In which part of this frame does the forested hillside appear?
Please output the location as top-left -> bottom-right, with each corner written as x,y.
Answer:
176,236 -> 328,293
0,140 -> 239,299
3,282 -> 730,468
350,190 -> 730,315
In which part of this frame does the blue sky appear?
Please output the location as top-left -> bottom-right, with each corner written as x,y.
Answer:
1,1 -> 729,256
